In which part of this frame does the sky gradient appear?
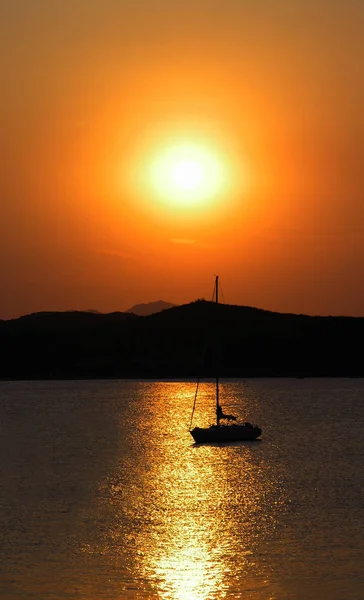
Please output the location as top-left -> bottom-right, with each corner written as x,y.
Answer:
1,0 -> 364,319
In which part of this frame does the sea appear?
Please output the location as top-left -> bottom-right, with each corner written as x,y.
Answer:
0,378 -> 363,600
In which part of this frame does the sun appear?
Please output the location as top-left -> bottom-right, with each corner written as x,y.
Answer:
121,127 -> 243,213
172,159 -> 204,191
147,142 -> 227,206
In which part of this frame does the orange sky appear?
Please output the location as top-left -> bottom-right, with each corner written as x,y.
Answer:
1,1 -> 364,319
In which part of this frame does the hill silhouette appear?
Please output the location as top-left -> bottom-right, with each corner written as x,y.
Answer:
1,301 -> 363,379
125,300 -> 176,316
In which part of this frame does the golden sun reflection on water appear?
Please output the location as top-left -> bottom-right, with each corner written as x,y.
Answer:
150,539 -> 221,600
83,381 -> 284,599
135,382 -> 282,599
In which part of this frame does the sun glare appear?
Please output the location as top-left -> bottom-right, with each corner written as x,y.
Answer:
148,142 -> 226,205
172,159 -> 204,191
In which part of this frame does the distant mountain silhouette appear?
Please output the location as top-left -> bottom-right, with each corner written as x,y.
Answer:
1,300 -> 364,379
125,300 -> 176,316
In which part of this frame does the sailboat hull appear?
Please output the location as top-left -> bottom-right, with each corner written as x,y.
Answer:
190,425 -> 262,444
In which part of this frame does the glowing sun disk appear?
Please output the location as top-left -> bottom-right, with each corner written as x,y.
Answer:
172,159 -> 204,190
148,142 -> 227,206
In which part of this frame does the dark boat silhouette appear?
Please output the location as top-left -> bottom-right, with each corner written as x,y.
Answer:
189,276 -> 262,444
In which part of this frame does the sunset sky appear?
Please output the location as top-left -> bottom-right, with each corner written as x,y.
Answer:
1,0 -> 364,319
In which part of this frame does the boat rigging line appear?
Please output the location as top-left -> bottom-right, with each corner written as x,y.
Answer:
188,378 -> 200,430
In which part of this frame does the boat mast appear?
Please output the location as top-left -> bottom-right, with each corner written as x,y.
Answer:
215,275 -> 220,427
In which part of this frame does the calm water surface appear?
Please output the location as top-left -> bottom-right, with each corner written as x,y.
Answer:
0,378 -> 363,599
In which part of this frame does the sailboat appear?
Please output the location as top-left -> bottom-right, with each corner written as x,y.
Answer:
189,276 -> 262,443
